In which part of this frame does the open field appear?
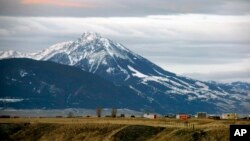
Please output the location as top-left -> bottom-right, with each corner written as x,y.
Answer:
1,117 -> 250,141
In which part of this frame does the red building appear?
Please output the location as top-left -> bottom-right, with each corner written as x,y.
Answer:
176,114 -> 188,120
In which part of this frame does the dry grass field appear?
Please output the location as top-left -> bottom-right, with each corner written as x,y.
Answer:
0,117 -> 249,141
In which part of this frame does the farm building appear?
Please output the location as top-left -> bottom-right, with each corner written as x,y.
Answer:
164,114 -> 176,118
197,112 -> 207,119
176,114 -> 188,120
208,115 -> 221,120
221,113 -> 238,119
238,114 -> 250,120
143,114 -> 157,119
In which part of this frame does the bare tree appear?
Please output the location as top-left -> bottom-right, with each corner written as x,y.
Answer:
111,108 -> 117,118
96,107 -> 102,117
67,112 -> 74,118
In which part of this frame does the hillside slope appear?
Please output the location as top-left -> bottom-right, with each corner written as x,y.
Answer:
0,58 -> 147,110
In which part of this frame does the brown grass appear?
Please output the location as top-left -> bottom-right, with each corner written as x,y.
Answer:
0,118 -> 249,141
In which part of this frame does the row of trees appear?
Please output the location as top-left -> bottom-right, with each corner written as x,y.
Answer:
96,107 -> 117,117
66,108 -> 118,118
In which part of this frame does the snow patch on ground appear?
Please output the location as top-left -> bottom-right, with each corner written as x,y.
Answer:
0,98 -> 24,103
195,81 -> 209,90
128,65 -> 148,78
129,85 -> 144,96
147,97 -> 154,103
19,70 -> 28,77
153,69 -> 165,76
106,67 -> 115,74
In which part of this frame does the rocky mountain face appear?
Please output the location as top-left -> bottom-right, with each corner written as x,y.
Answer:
1,32 -> 249,113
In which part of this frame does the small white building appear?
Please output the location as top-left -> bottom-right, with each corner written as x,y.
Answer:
143,114 -> 157,119
221,113 -> 238,119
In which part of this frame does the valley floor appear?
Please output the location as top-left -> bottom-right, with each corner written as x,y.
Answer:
0,118 -> 250,141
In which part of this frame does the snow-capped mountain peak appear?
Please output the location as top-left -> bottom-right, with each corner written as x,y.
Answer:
0,32 -> 136,63
79,32 -> 102,42
0,50 -> 29,59
23,33 -> 137,75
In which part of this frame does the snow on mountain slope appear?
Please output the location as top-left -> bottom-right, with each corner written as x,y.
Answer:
33,41 -> 74,60
1,32 -> 249,113
0,50 -> 29,59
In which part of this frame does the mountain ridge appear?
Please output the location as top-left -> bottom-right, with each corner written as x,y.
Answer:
0,58 -> 149,110
1,32 -> 249,113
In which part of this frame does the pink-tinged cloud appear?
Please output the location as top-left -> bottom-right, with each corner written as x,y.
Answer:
21,0 -> 92,8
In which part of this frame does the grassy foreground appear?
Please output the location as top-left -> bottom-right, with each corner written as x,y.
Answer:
0,118 -> 249,141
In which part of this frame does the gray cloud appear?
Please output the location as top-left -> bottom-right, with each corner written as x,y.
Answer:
0,0 -> 250,17
185,68 -> 250,83
129,43 -> 250,65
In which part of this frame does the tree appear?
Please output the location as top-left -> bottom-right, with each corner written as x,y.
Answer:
111,108 -> 117,118
67,112 -> 74,118
96,107 -> 102,117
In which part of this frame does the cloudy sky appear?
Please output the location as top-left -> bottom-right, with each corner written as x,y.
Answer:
0,0 -> 250,82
